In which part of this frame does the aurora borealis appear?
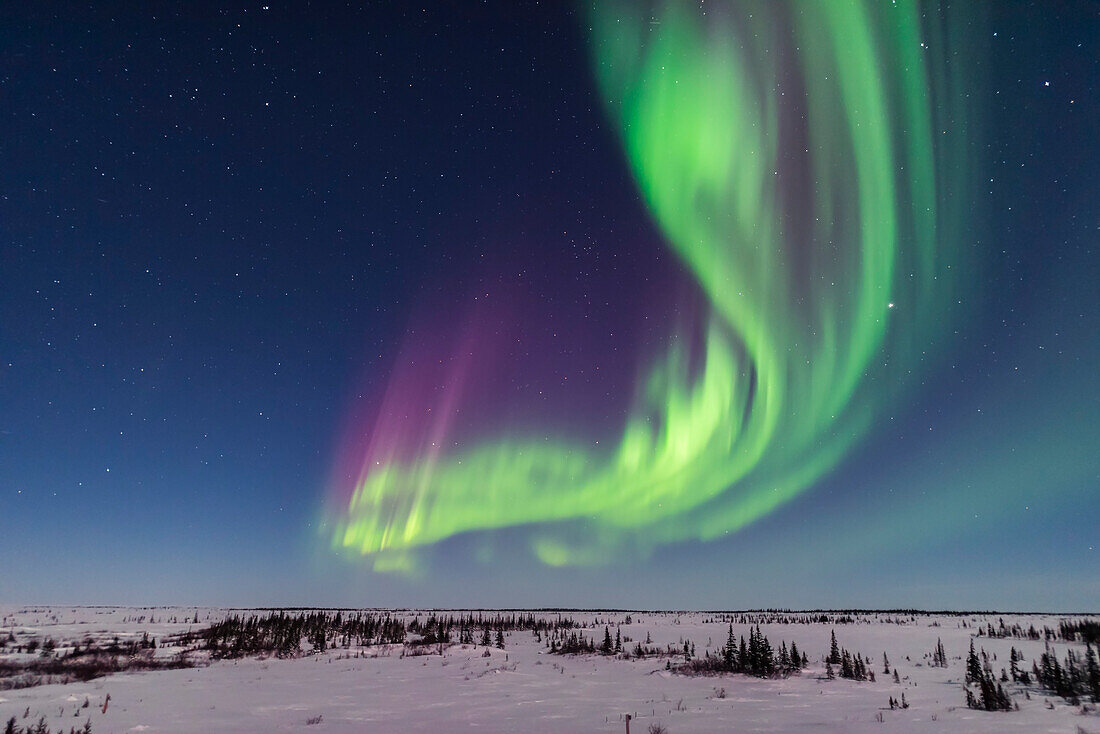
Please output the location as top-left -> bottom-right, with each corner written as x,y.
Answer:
330,0 -> 974,570
2,1 -> 1097,608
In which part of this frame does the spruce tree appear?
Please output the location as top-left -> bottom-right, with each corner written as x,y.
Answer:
1051,656 -> 1065,696
829,630 -> 841,665
1085,644 -> 1100,702
747,627 -> 759,672
966,640 -> 982,684
934,638 -> 947,667
841,650 -> 853,679
723,624 -> 737,671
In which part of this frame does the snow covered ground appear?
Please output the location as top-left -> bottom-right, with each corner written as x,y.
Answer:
1,605 -> 1097,733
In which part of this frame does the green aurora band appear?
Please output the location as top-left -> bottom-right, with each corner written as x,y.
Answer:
330,0 -> 970,570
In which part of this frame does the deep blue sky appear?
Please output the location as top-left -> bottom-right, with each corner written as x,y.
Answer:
1,2 -> 1097,610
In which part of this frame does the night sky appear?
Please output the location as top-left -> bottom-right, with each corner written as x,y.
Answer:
2,2 -> 1097,610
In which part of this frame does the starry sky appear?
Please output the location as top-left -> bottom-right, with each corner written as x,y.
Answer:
1,2 -> 1097,611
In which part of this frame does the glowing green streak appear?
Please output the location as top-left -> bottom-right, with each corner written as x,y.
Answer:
330,0 -> 961,569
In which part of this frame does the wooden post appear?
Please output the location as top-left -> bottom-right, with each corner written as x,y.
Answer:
625,713 -> 631,734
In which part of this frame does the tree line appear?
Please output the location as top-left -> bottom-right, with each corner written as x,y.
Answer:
193,611 -> 407,658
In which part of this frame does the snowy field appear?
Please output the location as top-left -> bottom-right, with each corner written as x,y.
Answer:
1,605 -> 1098,733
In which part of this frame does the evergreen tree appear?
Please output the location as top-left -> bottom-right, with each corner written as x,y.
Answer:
1040,643 -> 1054,685
966,640 -> 982,684
480,627 -> 492,647
966,658 -> 1015,711
1086,644 -> 1100,702
1068,649 -> 1082,696
757,628 -> 774,676
614,628 -> 621,654
826,661 -> 835,679
723,624 -> 737,671
883,651 -> 890,674
996,683 -> 1011,710
828,630 -> 841,665
1051,655 -> 1065,696
496,629 -> 505,649
933,638 -> 947,667
601,627 -> 613,654
747,627 -> 759,672
840,650 -> 853,679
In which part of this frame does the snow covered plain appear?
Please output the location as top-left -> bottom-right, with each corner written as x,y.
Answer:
1,605 -> 1098,733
